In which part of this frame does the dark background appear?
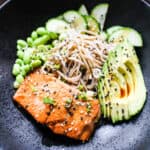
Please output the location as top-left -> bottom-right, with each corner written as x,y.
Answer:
0,0 -> 150,150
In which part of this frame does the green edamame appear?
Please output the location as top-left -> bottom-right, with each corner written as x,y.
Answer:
16,74 -> 24,84
12,64 -> 20,76
17,45 -> 22,51
13,81 -> 20,88
31,60 -> 42,68
37,45 -> 48,52
31,31 -> 38,40
49,32 -> 58,40
23,48 -> 32,64
17,39 -> 27,48
46,44 -> 53,49
15,59 -> 24,65
27,37 -> 33,46
20,69 -> 26,77
17,50 -> 24,59
33,35 -> 50,46
22,64 -> 30,72
36,27 -> 48,35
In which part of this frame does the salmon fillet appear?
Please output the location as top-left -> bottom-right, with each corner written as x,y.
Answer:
13,70 -> 100,141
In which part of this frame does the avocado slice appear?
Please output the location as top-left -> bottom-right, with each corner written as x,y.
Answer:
98,41 -> 146,123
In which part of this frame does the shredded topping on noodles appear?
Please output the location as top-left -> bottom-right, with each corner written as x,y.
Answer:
42,29 -> 115,97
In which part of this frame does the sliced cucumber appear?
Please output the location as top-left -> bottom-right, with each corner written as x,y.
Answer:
84,15 -> 100,33
91,3 -> 109,30
79,4 -> 88,15
100,31 -> 108,40
106,26 -> 123,35
108,28 -> 143,47
46,18 -> 70,34
127,28 -> 143,47
63,10 -> 87,31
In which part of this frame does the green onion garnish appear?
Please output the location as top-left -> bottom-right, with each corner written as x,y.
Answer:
86,102 -> 92,113
43,97 -> 55,105
65,98 -> 72,108
77,92 -> 87,101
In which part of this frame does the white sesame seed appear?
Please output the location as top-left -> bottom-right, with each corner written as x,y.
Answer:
74,128 -> 78,131
68,128 -> 72,132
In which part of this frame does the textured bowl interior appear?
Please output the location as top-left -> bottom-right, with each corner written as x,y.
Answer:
0,0 -> 150,150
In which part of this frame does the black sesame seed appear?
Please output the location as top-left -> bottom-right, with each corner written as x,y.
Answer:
64,120 -> 68,125
53,91 -> 56,94
43,84 -> 48,87
47,112 -> 51,116
68,111 -> 73,116
25,105 -> 29,109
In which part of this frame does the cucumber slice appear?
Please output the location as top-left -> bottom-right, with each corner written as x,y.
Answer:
63,10 -> 87,31
100,31 -> 108,40
79,4 -> 88,15
108,28 -> 143,47
106,26 -> 123,35
46,19 -> 70,34
84,15 -> 100,33
91,3 -> 109,30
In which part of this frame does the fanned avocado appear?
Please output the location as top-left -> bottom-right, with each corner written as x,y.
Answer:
98,41 -> 146,123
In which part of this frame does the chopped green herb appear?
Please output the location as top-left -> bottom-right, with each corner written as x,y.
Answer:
65,98 -> 72,108
86,102 -> 92,113
53,64 -> 61,70
31,85 -> 37,92
78,92 -> 87,101
43,97 -> 55,105
78,84 -> 84,91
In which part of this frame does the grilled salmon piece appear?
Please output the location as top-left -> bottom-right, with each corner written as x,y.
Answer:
13,70 -> 100,141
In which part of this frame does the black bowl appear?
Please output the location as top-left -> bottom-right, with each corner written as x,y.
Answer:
0,0 -> 150,150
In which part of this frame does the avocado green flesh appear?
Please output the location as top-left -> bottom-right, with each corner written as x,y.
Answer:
98,41 -> 146,123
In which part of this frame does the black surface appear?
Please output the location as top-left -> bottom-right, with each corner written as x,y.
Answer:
0,0 -> 150,150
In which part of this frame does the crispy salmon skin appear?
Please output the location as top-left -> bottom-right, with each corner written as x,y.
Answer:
13,70 -> 100,141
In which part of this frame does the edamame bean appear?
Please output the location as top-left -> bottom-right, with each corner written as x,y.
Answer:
22,64 -> 30,72
27,37 -> 33,46
17,45 -> 22,51
46,44 -> 53,49
36,27 -> 47,35
52,40 -> 58,46
31,31 -> 38,40
13,81 -> 20,88
20,69 -> 26,77
17,39 -> 27,48
33,35 -> 50,46
17,50 -> 24,59
16,74 -> 24,84
12,64 -> 20,76
23,49 -> 32,64
15,59 -> 24,65
31,60 -> 42,68
49,32 -> 58,40
37,45 -> 47,52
